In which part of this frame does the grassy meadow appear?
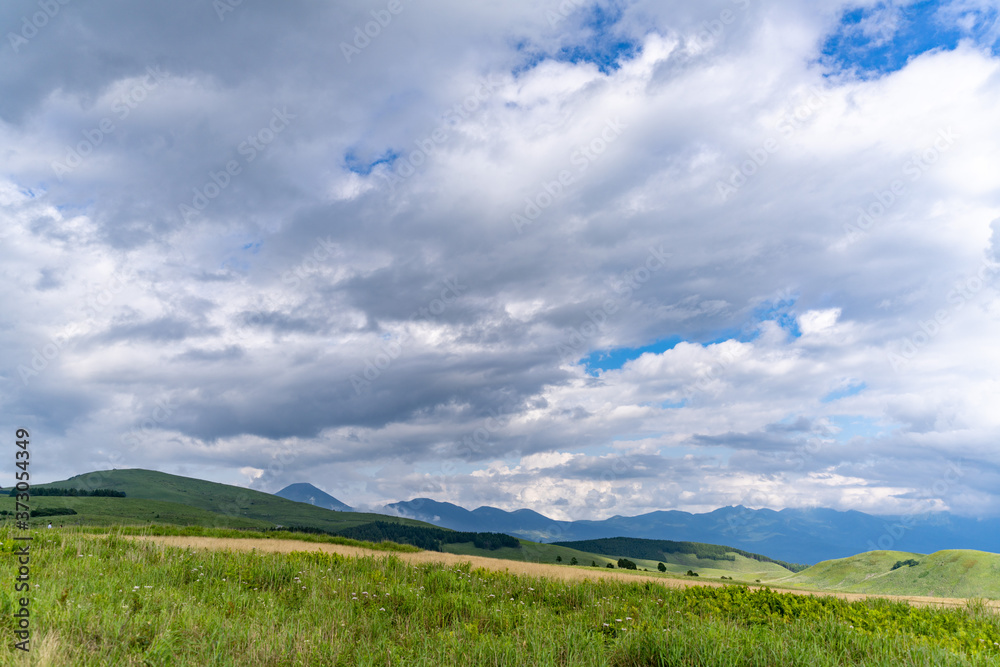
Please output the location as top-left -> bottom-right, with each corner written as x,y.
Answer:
20,469 -> 432,535
773,549 -> 1000,599
3,525 -> 1000,666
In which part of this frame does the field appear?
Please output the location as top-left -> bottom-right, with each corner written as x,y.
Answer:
772,550 -> 1000,599
4,526 -> 1000,666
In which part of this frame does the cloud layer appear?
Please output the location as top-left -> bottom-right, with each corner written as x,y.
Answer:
2,0 -> 999,520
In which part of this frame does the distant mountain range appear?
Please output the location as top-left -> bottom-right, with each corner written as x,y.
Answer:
275,483 -> 352,512
386,498 -> 1000,565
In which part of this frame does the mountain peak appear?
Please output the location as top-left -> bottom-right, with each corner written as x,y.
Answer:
275,483 -> 351,512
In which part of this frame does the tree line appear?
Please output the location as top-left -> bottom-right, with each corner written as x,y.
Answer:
336,522 -> 521,551
553,537 -> 807,572
7,487 -> 126,497
264,521 -> 522,552
0,507 -> 78,517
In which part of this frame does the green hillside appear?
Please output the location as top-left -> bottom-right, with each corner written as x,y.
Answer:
774,549 -> 1000,598
554,537 -> 804,575
444,539 -> 617,567
440,537 -> 798,581
16,468 -> 433,534
7,526 -> 1000,666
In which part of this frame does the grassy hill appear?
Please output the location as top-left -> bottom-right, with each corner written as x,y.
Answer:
27,468 -> 1000,599
11,468 -> 433,534
553,537 -> 804,578
7,525 -> 1000,665
444,540 -> 617,567
773,549 -> 1000,598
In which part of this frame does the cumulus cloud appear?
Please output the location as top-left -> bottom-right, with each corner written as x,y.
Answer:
2,0 -> 999,520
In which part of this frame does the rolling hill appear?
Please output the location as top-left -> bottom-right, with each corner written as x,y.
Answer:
10,469 -> 803,580
773,549 -> 1000,598
20,469 -> 427,534
20,468 -> 999,598
390,498 -> 1000,565
553,537 -> 807,572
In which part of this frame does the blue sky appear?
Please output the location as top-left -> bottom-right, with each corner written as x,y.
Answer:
3,0 -> 1000,521
822,0 -> 1000,76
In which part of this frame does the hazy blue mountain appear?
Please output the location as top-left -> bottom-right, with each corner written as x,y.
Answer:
388,498 -> 1000,564
275,483 -> 352,512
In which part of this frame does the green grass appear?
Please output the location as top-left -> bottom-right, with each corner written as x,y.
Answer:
445,539 -> 617,567
444,540 -> 794,584
2,496 -> 274,529
3,526 -> 1000,666
76,524 -> 423,552
24,469 -> 434,535
774,550 -> 1000,599
554,537 -> 806,572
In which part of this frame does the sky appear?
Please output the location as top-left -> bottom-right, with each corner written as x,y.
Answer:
2,0 -> 1000,521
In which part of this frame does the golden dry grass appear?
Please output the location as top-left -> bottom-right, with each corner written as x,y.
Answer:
130,535 -> 1000,612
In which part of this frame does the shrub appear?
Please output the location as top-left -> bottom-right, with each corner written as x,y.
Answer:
658,562 -> 666,572
891,559 -> 920,570
617,558 -> 637,570
31,507 -> 78,518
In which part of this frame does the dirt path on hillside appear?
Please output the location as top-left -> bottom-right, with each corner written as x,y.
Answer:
131,536 -> 998,612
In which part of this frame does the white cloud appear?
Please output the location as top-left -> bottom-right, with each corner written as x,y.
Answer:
2,0 -> 999,523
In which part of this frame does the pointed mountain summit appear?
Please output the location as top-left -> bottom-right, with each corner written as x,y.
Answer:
275,483 -> 351,511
